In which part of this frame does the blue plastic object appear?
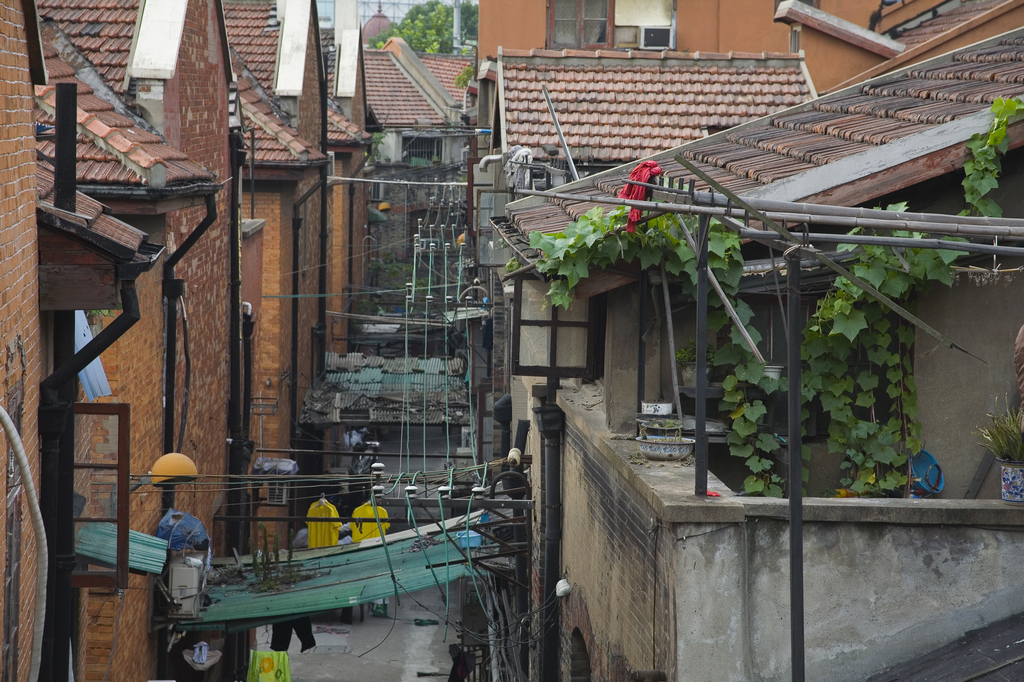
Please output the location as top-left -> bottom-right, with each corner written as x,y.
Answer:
157,509 -> 209,551
910,450 -> 944,497
456,530 -> 482,549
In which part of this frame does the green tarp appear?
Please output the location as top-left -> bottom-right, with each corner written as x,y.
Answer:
75,523 -> 168,574
177,535 -> 471,632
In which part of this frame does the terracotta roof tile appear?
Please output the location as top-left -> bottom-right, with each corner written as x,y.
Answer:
364,50 -> 445,127
35,42 -> 214,187
233,57 -> 326,165
501,52 -> 812,163
224,2 -> 279,92
36,164 -> 147,256
894,0 -> 1008,46
506,36 -> 1024,238
37,0 -> 138,93
417,53 -> 473,101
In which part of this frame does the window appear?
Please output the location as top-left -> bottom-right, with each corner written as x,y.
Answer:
402,135 -> 443,166
550,0 -> 611,48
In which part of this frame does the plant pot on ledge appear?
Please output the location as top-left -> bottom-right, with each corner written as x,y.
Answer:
975,404 -> 1024,505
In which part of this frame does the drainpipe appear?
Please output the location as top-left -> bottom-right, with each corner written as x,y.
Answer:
535,379 -> 564,682
513,418 -> 531,675
227,130 -> 248,553
40,282 -> 142,682
163,193 -> 217,510
316,57 -> 329,376
289,178 -> 323,450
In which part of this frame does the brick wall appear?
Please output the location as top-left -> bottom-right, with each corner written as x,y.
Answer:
74,0 -> 234,679
0,4 -> 43,682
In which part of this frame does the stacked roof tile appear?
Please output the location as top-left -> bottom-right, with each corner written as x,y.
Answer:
364,50 -> 445,127
892,0 -> 1010,46
226,6 -> 365,147
505,35 -> 1024,237
500,50 -> 812,162
35,43 -> 214,187
37,0 -> 138,93
235,61 -> 326,165
224,2 -> 280,91
418,53 -> 473,101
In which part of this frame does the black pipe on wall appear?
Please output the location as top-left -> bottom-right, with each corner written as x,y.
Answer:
535,395 -> 564,682
227,130 -> 247,553
317,49 -> 329,376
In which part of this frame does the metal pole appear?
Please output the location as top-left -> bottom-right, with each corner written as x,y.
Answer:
638,269 -> 647,414
787,248 -> 805,682
540,85 -> 579,182
659,264 -> 685,428
694,214 -> 710,496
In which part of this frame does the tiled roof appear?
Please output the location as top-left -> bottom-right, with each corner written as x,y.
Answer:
37,0 -> 139,94
36,42 -> 214,188
327,108 -> 365,143
234,58 -> 325,166
301,353 -> 469,427
500,50 -> 812,163
418,53 -> 473,101
224,2 -> 279,92
364,50 -> 445,127
892,0 -> 1010,46
37,164 -> 147,257
504,34 -> 1024,237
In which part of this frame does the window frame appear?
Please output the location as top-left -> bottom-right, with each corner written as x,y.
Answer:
547,0 -> 616,50
71,402 -> 130,589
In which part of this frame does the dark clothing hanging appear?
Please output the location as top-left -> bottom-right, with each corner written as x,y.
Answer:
270,617 -> 316,652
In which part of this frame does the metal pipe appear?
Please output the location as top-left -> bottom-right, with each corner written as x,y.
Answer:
623,178 -> 1024,230
53,82 -> 76,213
163,193 -> 217,463
787,248 -> 805,682
318,63 -> 329,374
515,188 -> 1024,240
637,269 -> 647,414
659,264 -> 685,426
290,214 -> 301,450
476,153 -> 503,174
536,403 -> 564,682
41,283 -> 141,682
513,418 -> 531,676
228,130 -> 247,554
737,228 -> 1024,258
694,215 -> 710,496
541,85 -> 579,182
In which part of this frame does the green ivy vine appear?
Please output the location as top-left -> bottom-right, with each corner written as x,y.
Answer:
962,96 -> 1023,217
528,204 -> 957,497
803,205 -> 960,495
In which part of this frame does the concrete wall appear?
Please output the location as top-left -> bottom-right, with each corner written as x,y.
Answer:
551,383 -> 1024,682
478,0 -> 547,60
914,263 -> 1024,499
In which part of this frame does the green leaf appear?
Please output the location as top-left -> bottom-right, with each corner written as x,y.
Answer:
743,476 -> 765,493
831,308 -> 868,342
722,375 -> 738,391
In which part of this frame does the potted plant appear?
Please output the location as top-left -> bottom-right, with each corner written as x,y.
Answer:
675,339 -> 714,386
975,404 -> 1024,505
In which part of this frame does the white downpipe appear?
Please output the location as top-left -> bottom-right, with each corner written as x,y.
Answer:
0,405 -> 47,682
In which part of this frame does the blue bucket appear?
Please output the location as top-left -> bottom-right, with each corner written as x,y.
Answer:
910,450 -> 944,497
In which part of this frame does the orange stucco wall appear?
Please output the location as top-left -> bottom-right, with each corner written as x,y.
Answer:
801,28 -> 885,92
478,0 -> 547,60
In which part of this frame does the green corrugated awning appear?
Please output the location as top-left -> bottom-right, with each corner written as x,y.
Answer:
75,523 -> 168,574
368,206 -> 389,223
177,535 -> 472,632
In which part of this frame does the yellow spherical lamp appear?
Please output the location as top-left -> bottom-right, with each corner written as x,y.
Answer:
150,452 -> 198,485
377,201 -> 392,212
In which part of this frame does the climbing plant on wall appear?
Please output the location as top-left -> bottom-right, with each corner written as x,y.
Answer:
529,204 -> 959,497
962,96 -> 1024,217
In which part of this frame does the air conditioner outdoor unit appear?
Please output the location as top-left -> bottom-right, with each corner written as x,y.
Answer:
266,479 -> 289,505
166,555 -> 205,618
640,27 -> 672,50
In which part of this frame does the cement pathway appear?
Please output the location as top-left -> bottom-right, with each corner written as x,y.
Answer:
252,581 -> 464,682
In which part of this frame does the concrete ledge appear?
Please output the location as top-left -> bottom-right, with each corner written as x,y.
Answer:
742,496 -> 1024,526
557,385 -> 1024,528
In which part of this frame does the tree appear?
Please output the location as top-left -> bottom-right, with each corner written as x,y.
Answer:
372,1 -> 478,54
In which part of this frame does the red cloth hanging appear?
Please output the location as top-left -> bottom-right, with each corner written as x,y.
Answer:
617,160 -> 663,233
